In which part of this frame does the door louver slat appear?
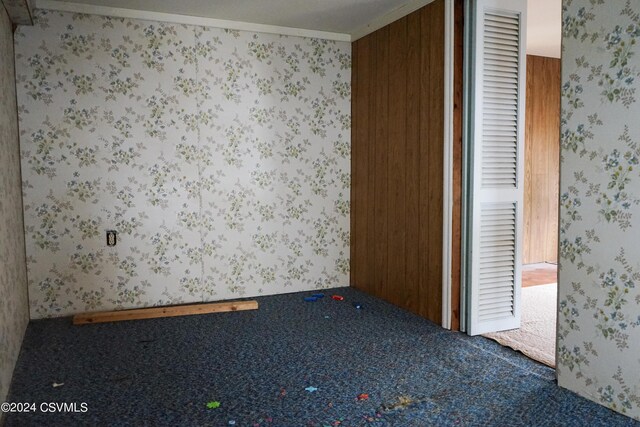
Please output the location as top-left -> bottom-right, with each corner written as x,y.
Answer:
481,11 -> 520,189
477,202 -> 517,322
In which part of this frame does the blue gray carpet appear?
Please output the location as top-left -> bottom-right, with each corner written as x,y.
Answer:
4,287 -> 638,426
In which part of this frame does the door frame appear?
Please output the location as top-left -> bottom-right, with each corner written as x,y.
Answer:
441,0 -> 456,330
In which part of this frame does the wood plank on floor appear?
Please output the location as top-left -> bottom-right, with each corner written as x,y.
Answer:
73,300 -> 259,325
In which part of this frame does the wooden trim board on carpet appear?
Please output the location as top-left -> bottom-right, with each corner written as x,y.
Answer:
73,300 -> 259,325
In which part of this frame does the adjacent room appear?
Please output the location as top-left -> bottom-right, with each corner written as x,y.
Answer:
1,0 -> 639,425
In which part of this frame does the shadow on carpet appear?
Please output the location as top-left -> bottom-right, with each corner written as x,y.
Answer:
4,287 -> 638,426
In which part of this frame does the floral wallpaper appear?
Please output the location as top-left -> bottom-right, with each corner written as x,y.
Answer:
15,10 -> 351,319
0,6 -> 29,408
559,0 -> 640,420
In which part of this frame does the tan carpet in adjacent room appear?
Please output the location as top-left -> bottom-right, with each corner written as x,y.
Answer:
484,283 -> 557,367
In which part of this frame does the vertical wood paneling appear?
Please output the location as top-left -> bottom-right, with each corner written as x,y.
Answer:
523,55 -> 560,265
366,35 -> 377,295
388,18 -> 408,307
353,38 -> 370,291
350,0 -> 445,324
405,12 -> 422,314
450,0 -> 464,330
374,27 -> 389,299
418,7 -> 430,320
545,57 -> 561,263
419,6 -> 434,320
351,42 -> 358,288
427,2 -> 445,322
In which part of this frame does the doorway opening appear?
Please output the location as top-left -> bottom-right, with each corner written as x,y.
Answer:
482,46 -> 561,368
457,0 -> 562,368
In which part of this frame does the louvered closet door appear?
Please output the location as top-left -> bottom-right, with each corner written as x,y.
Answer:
468,0 -> 527,335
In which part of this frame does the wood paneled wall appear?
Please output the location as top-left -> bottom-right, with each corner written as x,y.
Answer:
451,0 -> 463,330
523,55 -> 561,265
351,0 -> 445,324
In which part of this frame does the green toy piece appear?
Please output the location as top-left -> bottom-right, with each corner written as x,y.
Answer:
206,401 -> 221,409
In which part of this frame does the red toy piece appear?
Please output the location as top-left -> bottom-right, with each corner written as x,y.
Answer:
331,295 -> 344,301
357,393 -> 369,401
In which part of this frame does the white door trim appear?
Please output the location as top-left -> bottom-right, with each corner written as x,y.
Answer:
442,0 -> 455,330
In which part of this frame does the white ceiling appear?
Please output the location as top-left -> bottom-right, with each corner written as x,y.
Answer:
527,0 -> 562,58
40,0 -> 562,56
45,0 -> 415,35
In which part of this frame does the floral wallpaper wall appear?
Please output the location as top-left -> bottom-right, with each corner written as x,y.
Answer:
559,0 -> 640,420
0,6 -> 29,407
15,10 -> 351,319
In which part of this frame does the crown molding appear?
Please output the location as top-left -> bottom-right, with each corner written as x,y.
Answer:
37,0 -> 352,42
350,0 -> 435,41
38,0 -> 443,44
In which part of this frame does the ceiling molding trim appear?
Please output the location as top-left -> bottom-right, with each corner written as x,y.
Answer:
350,0 -> 435,41
37,0 -> 352,42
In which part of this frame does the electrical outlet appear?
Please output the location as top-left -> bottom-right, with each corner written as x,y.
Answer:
106,230 -> 117,247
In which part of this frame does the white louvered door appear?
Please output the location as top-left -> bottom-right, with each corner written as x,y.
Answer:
468,0 -> 527,335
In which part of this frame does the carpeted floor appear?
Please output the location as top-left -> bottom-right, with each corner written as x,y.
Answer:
484,283 -> 557,367
4,287 -> 638,426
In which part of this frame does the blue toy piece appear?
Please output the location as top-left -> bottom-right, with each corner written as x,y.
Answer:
352,302 -> 363,309
304,296 -> 318,302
